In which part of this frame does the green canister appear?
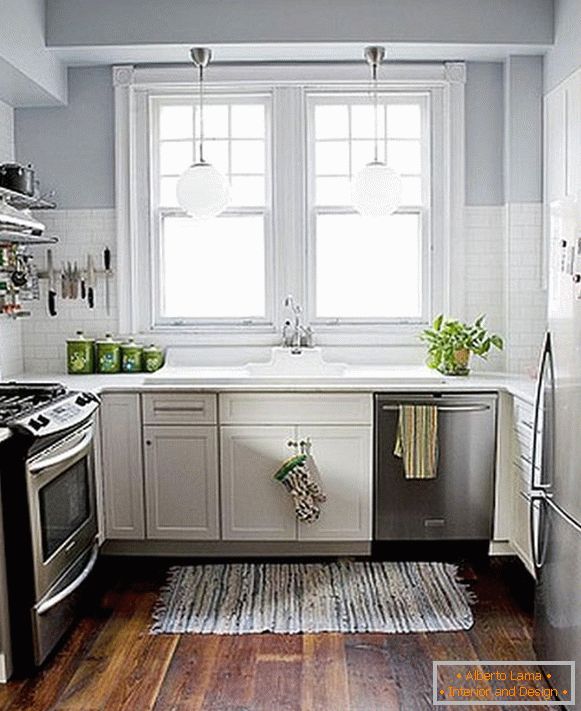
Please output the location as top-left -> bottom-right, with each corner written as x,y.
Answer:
96,333 -> 122,373
143,344 -> 164,372
121,337 -> 143,372
66,331 -> 95,374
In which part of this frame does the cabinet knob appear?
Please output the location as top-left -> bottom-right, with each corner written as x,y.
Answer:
145,439 -> 152,446
573,274 -> 581,284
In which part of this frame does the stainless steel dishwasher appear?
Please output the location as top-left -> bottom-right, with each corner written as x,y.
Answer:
374,392 -> 497,541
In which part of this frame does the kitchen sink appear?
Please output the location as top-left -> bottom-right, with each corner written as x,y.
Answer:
245,347 -> 347,377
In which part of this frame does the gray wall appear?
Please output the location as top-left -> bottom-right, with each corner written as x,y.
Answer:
465,62 -> 504,205
545,0 -> 581,92
15,67 -> 114,208
14,61 -> 531,209
45,0 -> 554,48
504,56 -> 543,203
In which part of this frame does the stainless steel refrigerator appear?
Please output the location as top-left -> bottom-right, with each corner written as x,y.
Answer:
532,199 -> 581,704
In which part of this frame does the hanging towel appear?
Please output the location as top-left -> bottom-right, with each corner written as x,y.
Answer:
394,405 -> 438,479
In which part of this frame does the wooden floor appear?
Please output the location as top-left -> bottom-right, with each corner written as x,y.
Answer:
0,555 -> 542,711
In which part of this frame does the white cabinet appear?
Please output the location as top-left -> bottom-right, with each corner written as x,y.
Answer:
219,394 -> 373,543
509,396 -> 536,575
100,393 -> 145,540
220,426 -> 296,540
144,425 -> 219,540
297,426 -> 371,541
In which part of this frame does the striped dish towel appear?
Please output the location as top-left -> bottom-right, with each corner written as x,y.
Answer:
394,405 -> 438,479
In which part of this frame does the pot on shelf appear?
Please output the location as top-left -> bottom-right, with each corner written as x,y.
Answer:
0,163 -> 35,197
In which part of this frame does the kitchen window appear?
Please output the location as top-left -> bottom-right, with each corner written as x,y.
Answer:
307,93 -> 430,325
117,63 -> 463,343
151,95 -> 272,326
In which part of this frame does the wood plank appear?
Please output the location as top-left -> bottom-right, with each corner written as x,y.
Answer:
55,592 -> 174,710
153,636 -> 220,711
301,634 -> 350,711
344,634 -> 400,711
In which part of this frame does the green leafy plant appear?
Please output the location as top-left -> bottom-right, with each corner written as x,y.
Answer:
420,314 -> 503,375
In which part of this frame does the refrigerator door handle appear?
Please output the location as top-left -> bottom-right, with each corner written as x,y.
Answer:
531,332 -> 552,491
529,491 -> 548,571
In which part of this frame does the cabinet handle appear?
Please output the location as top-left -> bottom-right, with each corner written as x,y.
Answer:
153,405 -> 205,413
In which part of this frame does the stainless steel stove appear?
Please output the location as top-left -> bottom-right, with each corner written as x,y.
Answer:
0,382 -> 100,676
0,382 -> 99,437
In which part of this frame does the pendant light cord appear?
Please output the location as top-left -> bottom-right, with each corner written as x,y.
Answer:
372,61 -> 379,163
199,64 -> 205,163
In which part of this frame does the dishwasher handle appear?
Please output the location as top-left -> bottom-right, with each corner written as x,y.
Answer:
380,404 -> 490,413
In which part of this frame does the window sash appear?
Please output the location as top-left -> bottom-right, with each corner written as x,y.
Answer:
305,91 -> 432,325
149,92 -> 274,327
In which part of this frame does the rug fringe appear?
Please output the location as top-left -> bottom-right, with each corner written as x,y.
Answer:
445,562 -> 479,608
150,565 -> 182,635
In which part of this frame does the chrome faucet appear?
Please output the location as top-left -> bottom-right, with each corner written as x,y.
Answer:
282,295 -> 314,353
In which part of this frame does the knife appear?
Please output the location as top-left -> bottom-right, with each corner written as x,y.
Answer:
72,262 -> 79,300
87,255 -> 95,309
47,249 -> 57,316
104,247 -> 111,315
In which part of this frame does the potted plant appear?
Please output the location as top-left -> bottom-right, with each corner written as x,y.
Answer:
420,314 -> 503,376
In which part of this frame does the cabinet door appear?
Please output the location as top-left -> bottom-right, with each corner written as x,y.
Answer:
566,74 -> 581,197
220,426 -> 296,540
100,393 -> 145,539
511,476 -> 533,575
545,88 -> 568,202
144,425 -> 219,540
298,426 -> 372,541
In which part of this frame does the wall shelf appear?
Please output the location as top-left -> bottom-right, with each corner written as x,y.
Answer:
0,231 -> 58,246
0,185 -> 56,211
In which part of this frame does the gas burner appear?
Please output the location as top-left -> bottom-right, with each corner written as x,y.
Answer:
0,382 -> 97,434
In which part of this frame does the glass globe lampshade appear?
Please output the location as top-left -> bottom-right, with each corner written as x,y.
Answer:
176,162 -> 231,219
351,161 -> 402,217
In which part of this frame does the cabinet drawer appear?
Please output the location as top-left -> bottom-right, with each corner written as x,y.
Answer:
219,393 -> 372,425
142,393 -> 217,424
512,398 -> 536,434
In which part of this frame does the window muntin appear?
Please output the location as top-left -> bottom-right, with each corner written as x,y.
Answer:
151,94 -> 271,325
308,92 -> 430,324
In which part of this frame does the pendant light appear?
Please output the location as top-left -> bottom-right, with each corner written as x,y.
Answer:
176,48 -> 231,219
351,46 -> 402,217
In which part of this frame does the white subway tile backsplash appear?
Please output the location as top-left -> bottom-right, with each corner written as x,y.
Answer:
16,203 -> 547,377
23,208 -> 117,373
464,202 -> 546,376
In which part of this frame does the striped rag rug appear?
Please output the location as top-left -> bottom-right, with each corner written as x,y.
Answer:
150,560 -> 474,635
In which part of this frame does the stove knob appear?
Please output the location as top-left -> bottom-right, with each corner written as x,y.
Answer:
37,415 -> 50,427
28,418 -> 43,431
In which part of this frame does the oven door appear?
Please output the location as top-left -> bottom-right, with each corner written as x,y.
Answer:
26,421 -> 98,600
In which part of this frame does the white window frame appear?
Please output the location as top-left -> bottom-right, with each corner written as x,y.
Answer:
149,92 -> 274,329
113,62 -> 465,347
305,90 -> 432,331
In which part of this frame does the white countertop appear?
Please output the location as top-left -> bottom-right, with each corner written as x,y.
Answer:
5,366 -> 537,404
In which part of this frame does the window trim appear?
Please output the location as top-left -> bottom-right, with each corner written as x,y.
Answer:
149,92 -> 275,329
113,62 -> 465,346
305,90 -> 432,328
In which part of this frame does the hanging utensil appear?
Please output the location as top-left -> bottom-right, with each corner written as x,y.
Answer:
10,254 -> 28,287
72,261 -> 79,300
103,246 -> 111,315
87,255 -> 95,309
46,249 -> 57,316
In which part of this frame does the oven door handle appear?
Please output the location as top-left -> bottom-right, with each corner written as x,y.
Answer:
35,543 -> 99,615
28,426 -> 94,474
